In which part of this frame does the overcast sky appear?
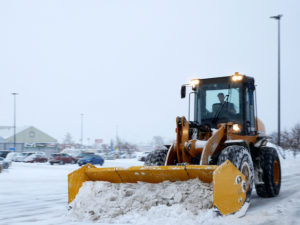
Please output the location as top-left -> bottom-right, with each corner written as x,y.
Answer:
0,0 -> 299,144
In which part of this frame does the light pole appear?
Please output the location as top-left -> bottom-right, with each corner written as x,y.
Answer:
80,113 -> 84,147
270,14 -> 283,146
12,93 -> 18,150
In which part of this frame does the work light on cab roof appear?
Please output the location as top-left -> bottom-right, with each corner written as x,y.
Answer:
189,79 -> 200,90
231,72 -> 244,82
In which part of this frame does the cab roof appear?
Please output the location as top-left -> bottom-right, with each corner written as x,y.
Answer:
198,75 -> 255,85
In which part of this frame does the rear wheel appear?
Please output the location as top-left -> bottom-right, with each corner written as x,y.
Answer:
217,145 -> 254,203
144,149 -> 168,166
59,160 -> 65,165
255,147 -> 281,197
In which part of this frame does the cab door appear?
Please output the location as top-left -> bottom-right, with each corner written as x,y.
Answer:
244,82 -> 256,135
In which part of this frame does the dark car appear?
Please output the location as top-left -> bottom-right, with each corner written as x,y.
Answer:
24,153 -> 48,163
0,150 -> 10,158
49,153 -> 77,165
78,155 -> 104,166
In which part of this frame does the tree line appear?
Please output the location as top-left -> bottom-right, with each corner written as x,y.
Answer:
270,123 -> 300,155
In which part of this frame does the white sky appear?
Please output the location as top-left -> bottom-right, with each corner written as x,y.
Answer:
0,0 -> 299,144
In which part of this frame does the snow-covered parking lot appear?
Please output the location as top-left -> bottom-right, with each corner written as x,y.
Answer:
0,154 -> 299,225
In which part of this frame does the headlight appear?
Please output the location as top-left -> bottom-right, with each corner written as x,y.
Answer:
232,124 -> 241,133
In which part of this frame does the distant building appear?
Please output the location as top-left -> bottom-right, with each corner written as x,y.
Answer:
0,126 -> 59,156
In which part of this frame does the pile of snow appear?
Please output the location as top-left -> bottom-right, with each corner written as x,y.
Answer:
69,179 -> 213,222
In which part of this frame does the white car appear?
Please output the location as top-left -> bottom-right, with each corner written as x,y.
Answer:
14,152 -> 36,162
24,152 -> 48,163
0,157 -> 10,169
5,152 -> 17,162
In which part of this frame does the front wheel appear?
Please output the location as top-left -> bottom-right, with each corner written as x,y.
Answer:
255,147 -> 281,197
217,145 -> 254,203
144,149 -> 168,166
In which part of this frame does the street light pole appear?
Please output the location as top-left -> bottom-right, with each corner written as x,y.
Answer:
270,14 -> 282,146
80,113 -> 84,147
12,93 -> 18,150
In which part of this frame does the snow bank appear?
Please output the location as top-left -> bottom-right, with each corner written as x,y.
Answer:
2,155 -> 300,225
69,179 -> 213,223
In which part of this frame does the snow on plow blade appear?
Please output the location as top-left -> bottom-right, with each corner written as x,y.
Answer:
68,160 -> 246,215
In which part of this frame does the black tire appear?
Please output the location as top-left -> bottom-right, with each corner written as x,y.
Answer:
217,145 -> 254,203
50,162 -> 54,165
255,147 -> 281,197
144,149 -> 168,166
59,160 -> 65,165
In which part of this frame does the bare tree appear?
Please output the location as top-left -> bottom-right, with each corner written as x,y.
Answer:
271,123 -> 300,156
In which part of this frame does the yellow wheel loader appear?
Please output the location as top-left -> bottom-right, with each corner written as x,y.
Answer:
68,72 -> 281,216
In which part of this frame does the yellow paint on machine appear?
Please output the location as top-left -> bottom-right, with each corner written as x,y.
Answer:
68,160 -> 246,216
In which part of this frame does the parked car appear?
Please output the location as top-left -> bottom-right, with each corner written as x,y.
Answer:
5,152 -> 17,161
49,153 -> 77,165
14,152 -> 36,162
0,157 -> 10,169
137,152 -> 151,161
1,152 -> 14,167
75,152 -> 95,160
24,153 -> 48,163
78,155 -> 104,166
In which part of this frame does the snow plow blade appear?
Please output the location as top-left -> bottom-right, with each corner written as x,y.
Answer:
68,160 -> 246,215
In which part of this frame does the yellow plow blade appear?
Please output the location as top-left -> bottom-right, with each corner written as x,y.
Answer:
68,160 -> 246,215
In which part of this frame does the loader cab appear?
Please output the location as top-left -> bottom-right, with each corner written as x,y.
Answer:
182,73 -> 257,135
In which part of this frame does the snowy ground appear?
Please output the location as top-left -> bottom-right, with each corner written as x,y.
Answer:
0,153 -> 299,225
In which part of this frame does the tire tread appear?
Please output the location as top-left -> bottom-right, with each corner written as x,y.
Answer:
255,147 -> 281,197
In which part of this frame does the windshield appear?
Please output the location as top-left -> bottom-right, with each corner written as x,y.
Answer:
83,155 -> 94,160
26,154 -> 36,160
21,153 -> 33,157
79,153 -> 93,157
195,82 -> 243,128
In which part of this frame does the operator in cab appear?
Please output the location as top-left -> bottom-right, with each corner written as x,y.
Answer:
212,93 -> 236,120
217,93 -> 236,114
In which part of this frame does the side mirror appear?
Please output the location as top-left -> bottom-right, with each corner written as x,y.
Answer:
181,85 -> 186,99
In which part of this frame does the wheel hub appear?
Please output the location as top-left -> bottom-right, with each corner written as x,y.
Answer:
241,162 -> 251,192
273,160 -> 280,185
